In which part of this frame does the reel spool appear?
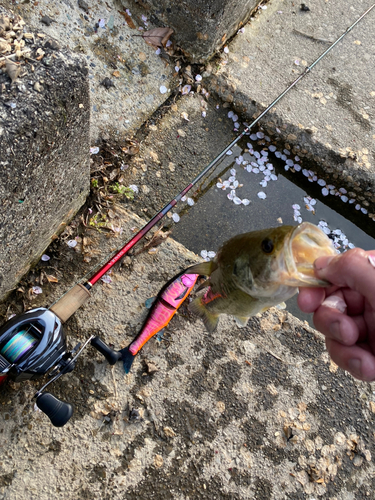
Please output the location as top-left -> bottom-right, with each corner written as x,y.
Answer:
0,308 -> 124,427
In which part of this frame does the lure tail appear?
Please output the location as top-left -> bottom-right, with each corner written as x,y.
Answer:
120,346 -> 136,374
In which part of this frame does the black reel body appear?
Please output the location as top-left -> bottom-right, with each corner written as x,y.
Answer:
0,308 -> 66,382
0,308 -> 122,427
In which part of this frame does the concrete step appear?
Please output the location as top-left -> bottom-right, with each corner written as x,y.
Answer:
207,0 -> 375,216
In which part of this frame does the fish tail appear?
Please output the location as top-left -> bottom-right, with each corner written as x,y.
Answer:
189,297 -> 219,333
121,346 -> 136,374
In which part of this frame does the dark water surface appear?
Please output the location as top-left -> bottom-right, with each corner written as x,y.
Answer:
170,136 -> 375,325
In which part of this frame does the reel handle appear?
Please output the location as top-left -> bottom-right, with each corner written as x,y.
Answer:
36,392 -> 73,427
91,336 -> 122,365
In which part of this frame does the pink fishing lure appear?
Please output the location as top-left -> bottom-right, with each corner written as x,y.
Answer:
122,272 -> 199,373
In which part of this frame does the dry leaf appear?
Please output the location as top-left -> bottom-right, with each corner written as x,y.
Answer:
5,59 -> 21,83
119,11 -> 136,29
0,14 -> 11,33
0,40 -> 11,54
36,47 -> 45,60
112,70 -> 120,78
46,275 -> 58,283
142,27 -> 173,48
121,142 -> 139,155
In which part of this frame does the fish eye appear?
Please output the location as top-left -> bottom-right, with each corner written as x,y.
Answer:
261,237 -> 274,254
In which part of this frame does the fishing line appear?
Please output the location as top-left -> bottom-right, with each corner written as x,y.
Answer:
1,330 -> 37,363
49,3 -> 375,307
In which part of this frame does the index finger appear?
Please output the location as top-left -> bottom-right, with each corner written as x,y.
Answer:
314,249 -> 375,308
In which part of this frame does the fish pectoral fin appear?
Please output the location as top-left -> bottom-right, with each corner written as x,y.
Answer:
186,260 -> 217,277
189,297 -> 219,333
196,278 -> 211,292
259,305 -> 271,314
234,315 -> 249,328
276,302 -> 287,310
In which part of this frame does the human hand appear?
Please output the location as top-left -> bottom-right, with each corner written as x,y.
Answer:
297,248 -> 375,381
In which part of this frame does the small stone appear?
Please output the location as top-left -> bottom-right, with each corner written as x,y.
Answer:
216,401 -> 225,413
78,0 -> 89,13
163,427 -> 176,438
41,15 -> 56,26
34,82 -> 43,93
154,454 -> 163,468
44,39 -> 60,51
145,359 -> 159,374
129,408 -> 141,421
101,78 -> 115,89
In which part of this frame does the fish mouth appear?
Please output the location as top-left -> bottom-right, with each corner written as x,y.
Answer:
282,222 -> 338,287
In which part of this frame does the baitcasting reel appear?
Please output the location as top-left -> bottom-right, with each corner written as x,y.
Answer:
0,307 -> 122,427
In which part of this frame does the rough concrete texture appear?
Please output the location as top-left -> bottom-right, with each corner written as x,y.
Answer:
0,9 -> 90,300
1,207 -> 375,499
4,0 -> 177,141
207,0 -> 375,215
125,92 -> 238,220
136,0 -> 259,63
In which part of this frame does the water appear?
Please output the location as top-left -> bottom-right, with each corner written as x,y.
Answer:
170,135 -> 375,326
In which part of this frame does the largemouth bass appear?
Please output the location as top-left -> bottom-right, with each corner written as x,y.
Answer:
187,222 -> 338,332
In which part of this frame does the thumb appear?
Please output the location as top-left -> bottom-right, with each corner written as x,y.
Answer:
314,248 -> 375,304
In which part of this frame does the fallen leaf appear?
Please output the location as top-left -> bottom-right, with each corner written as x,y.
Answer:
119,10 -> 136,29
5,60 -> 21,83
122,142 -> 139,155
46,275 -> 58,283
142,27 -> 173,48
112,70 -> 120,78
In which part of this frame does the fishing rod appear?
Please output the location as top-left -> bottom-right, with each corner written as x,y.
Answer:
50,3 -> 375,322
0,4 -> 373,426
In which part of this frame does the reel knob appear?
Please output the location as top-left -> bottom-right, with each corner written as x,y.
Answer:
91,336 -> 122,365
36,392 -> 73,427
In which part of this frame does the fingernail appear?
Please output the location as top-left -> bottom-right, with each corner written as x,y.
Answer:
322,295 -> 347,314
348,358 -> 362,378
314,256 -> 334,271
329,322 -> 342,341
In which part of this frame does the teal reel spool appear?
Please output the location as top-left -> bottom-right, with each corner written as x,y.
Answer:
1,330 -> 37,363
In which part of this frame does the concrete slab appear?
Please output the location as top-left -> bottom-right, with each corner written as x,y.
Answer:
137,0 -> 259,63
0,8 -> 90,300
1,206 -> 375,499
208,0 -> 375,215
6,0 -> 177,141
